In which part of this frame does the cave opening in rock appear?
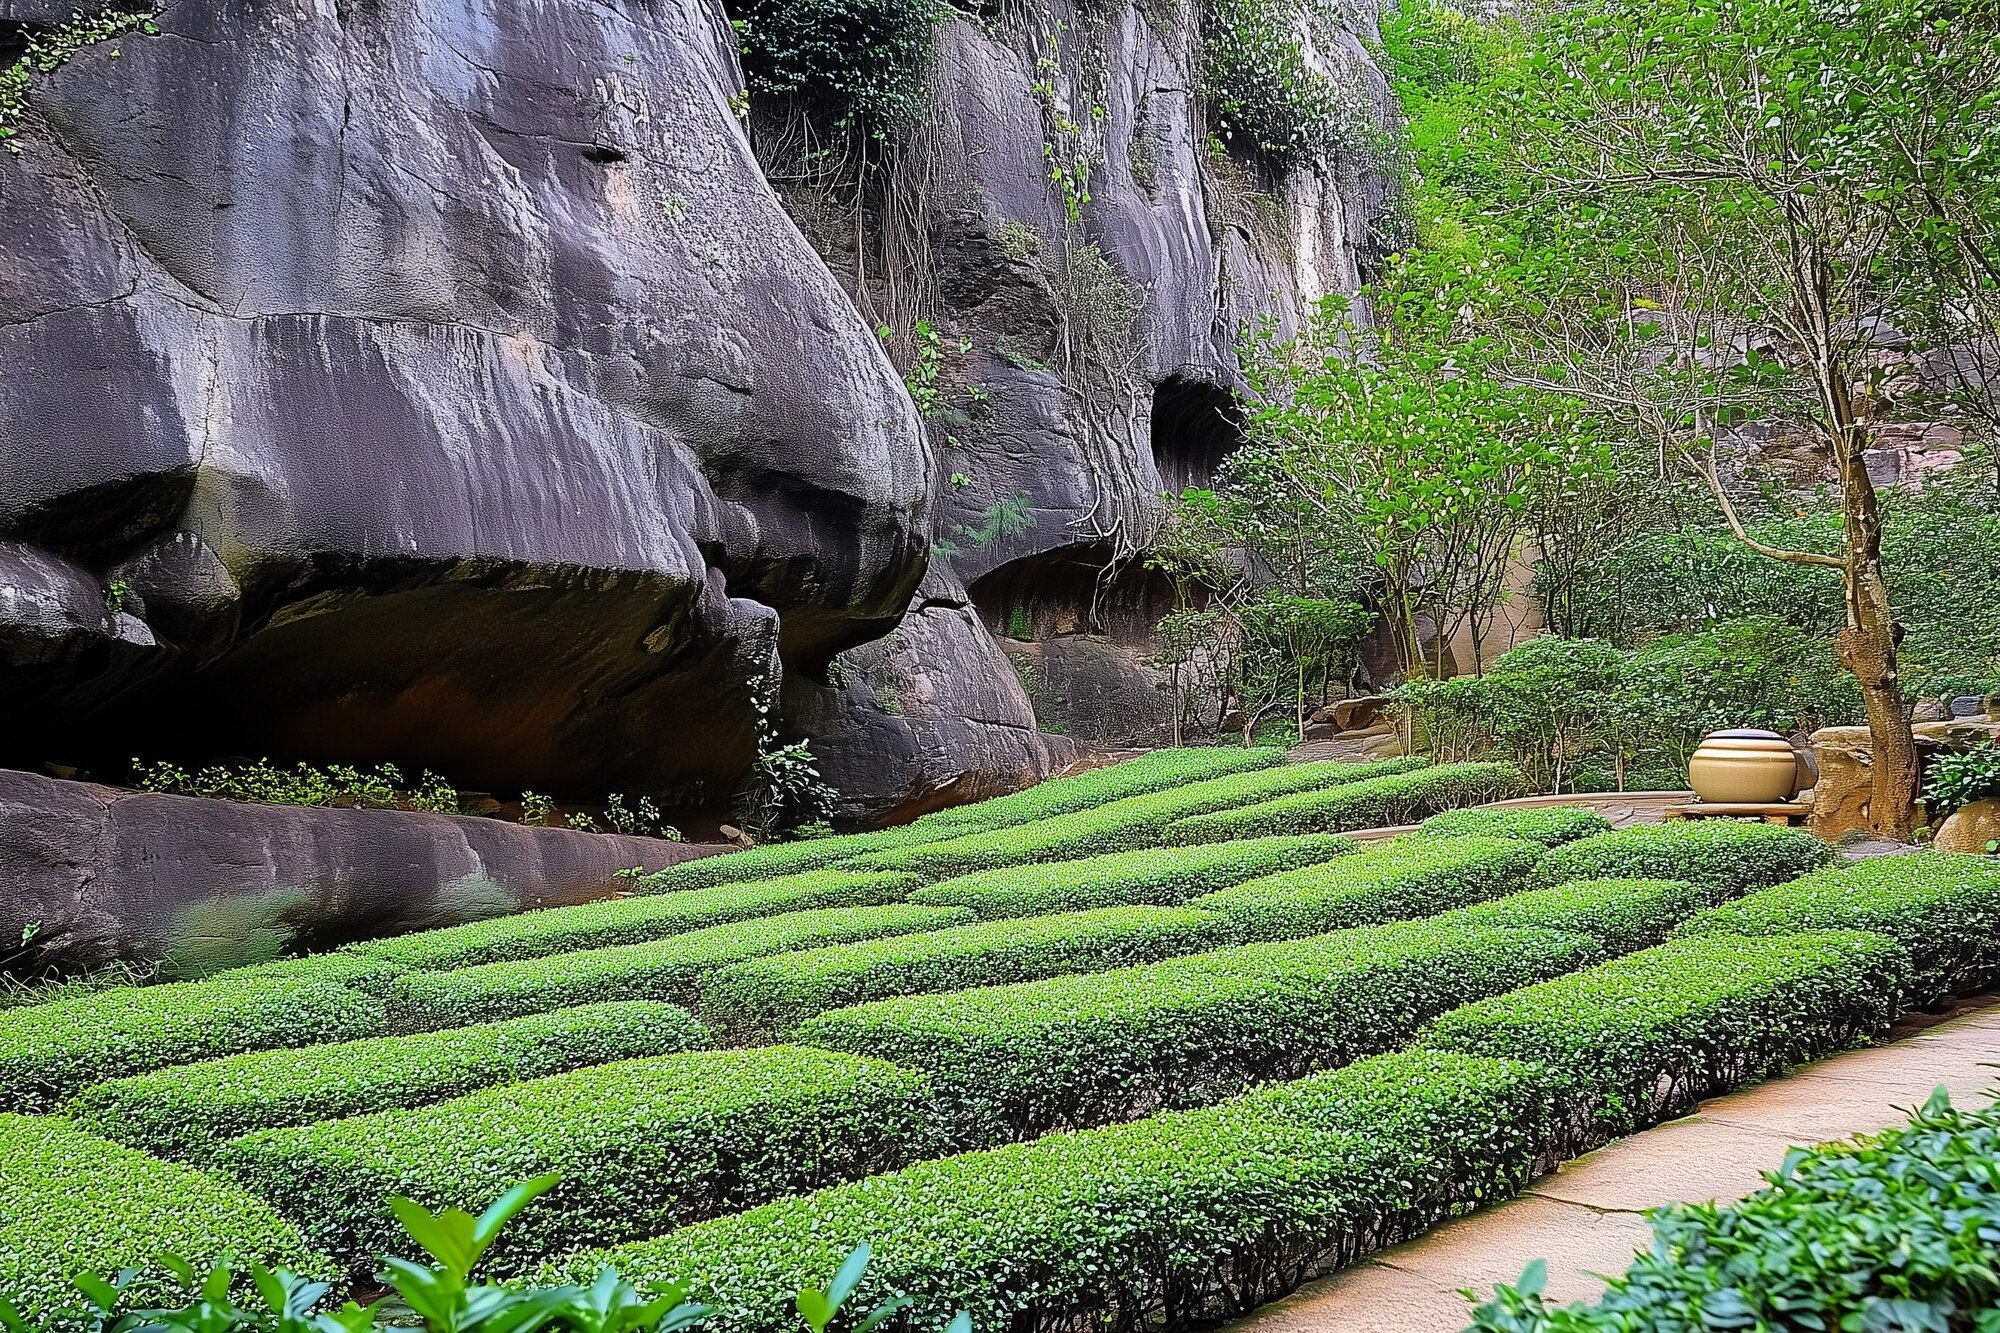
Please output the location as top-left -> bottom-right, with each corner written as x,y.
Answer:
1150,377 -> 1244,496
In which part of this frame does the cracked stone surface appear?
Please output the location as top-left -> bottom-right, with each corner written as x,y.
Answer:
1230,1000 -> 2000,1333
0,0 -> 930,802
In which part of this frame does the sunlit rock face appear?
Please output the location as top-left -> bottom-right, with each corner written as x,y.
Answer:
0,0 -> 929,800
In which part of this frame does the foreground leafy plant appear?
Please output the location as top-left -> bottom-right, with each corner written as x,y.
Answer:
4,1175 -> 965,1333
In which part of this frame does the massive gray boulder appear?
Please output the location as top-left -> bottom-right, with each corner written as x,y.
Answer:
0,0 -> 928,802
0,0 -> 1395,824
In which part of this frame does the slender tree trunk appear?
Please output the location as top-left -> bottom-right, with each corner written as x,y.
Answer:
1832,431 -> 1918,837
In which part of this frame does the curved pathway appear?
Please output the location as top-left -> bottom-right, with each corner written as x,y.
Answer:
1229,995 -> 2000,1333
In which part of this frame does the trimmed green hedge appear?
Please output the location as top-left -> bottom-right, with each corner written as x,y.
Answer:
797,916 -> 1595,1141
1425,930 -> 1908,1146
848,758 -> 1427,880
1189,835 -> 1545,940
911,748 -> 1286,836
346,869 -> 921,971
630,830 -> 941,895
908,834 -> 1356,919
209,951 -> 406,993
219,1046 -> 937,1269
702,906 -> 1243,1038
1468,1088 -> 2000,1333
1163,762 -> 1525,843
1416,804 -> 1613,847
1676,852 -> 2000,1006
0,1114 -> 330,1328
386,904 -> 972,1029
0,977 -> 383,1113
549,1050 -> 1563,1333
1532,821 -> 1835,895
67,1000 -> 711,1162
1438,878 -> 1709,956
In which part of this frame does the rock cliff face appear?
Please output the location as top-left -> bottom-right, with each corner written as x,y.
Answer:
0,0 -> 1395,822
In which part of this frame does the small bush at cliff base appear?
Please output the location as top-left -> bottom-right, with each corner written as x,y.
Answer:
1532,821 -> 1833,896
1468,1089 -> 2000,1333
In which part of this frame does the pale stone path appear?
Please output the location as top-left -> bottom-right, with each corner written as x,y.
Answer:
1232,998 -> 2000,1333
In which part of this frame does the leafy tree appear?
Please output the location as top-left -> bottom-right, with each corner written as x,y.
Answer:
1388,0 -> 2000,835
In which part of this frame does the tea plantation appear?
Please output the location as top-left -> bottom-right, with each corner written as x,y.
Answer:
4,751 -> 1998,1333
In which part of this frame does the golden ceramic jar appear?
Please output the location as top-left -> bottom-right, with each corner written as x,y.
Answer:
1687,729 -> 1800,804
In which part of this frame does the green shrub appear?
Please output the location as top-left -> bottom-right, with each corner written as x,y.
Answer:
386,904 -> 971,1029
0,977 -> 383,1113
1417,804 -> 1613,847
1424,930 -> 1909,1146
911,748 -> 1287,836
907,833 -> 1355,919
549,1050 -> 1562,1333
797,917 -> 1595,1140
1532,821 -> 1835,895
1437,879 -> 1708,956
630,830 -> 939,894
1919,742 -> 2000,820
1467,1088 -> 2000,1333
702,906 -> 1244,1037
67,1001 -> 712,1162
1189,834 -> 1544,940
1675,852 -> 2000,1006
0,1114 -> 329,1329
1165,762 -> 1525,843
732,0 -> 945,135
853,758 -> 1427,879
219,1046 -> 938,1269
208,951 -> 406,994
346,869 -> 921,971
1200,0 -> 1355,173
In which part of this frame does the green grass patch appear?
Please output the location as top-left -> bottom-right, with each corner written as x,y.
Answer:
797,915 -> 1594,1141
1189,834 -> 1544,940
1416,804 -> 1613,846
218,1046 -> 937,1269
345,869 -> 920,971
701,906 -> 1243,1038
0,1114 -> 330,1329
628,830 -> 942,894
907,834 -> 1355,918
1164,762 -> 1525,843
850,758 -> 1427,880
1437,878 -> 1709,956
386,904 -> 971,1029
910,748 -> 1286,835
548,1050 -> 1561,1333
1424,930 -> 1908,1146
67,1001 -> 710,1162
1675,852 -> 2000,1006
0,977 -> 383,1113
1533,821 -> 1835,895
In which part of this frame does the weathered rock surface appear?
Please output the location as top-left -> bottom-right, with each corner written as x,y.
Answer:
1,0 -> 1396,823
0,768 -> 717,970
1,0 -> 927,801
1935,798 -> 2000,855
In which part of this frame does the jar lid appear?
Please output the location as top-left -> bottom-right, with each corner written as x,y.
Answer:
1705,728 -> 1786,740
